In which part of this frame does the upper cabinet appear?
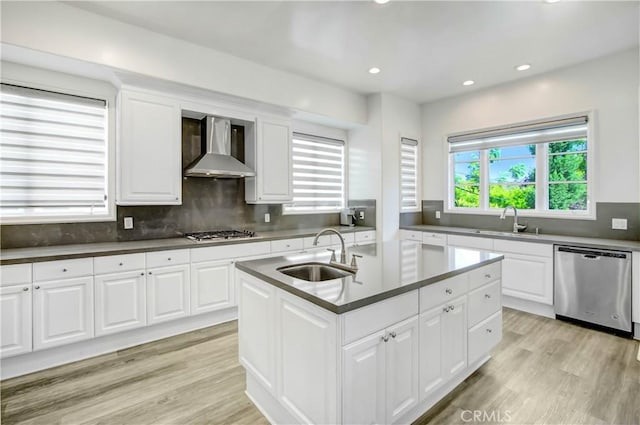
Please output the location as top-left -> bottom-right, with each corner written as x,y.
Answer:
117,89 -> 182,205
245,116 -> 293,203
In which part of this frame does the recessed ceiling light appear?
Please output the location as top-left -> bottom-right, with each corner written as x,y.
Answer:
368,67 -> 381,74
544,0 -> 560,3
516,64 -> 531,71
462,80 -> 475,86
374,0 -> 390,4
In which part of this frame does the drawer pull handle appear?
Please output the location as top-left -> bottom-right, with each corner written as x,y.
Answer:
449,305 -> 455,311
486,328 -> 493,333
443,306 -> 450,313
381,334 -> 389,342
23,287 -> 29,292
35,285 -> 40,290
140,272 -> 145,276
168,257 -> 172,261
148,272 -> 152,275
119,262 -> 123,266
445,288 -> 453,294
485,274 -> 491,279
485,294 -> 491,299
390,331 -> 397,339
63,268 -> 68,272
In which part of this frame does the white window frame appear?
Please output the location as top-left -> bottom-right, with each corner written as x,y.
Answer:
444,112 -> 595,219
0,64 -> 116,225
283,123 -> 347,215
400,136 -> 421,213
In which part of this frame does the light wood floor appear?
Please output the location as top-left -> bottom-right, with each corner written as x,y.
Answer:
1,309 -> 638,425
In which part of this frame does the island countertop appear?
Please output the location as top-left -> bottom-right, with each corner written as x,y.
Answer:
235,239 -> 503,314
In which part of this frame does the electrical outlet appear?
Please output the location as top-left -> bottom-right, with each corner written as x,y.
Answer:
264,213 -> 271,223
435,211 -> 441,219
359,211 -> 365,220
611,218 -> 627,230
124,216 -> 134,230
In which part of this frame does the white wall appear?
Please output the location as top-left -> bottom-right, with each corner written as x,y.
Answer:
0,1 -> 366,126
422,48 -> 640,203
380,94 -> 421,241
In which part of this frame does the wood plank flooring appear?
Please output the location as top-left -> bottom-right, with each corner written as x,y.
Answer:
2,308 -> 639,425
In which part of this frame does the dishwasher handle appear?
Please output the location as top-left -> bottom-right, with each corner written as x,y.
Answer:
556,246 -> 629,259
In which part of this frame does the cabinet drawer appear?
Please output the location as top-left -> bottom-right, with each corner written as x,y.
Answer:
468,280 -> 501,328
468,311 -> 502,364
1,264 -> 32,287
401,230 -> 423,242
468,262 -> 502,291
303,235 -> 332,249
33,258 -> 93,281
422,232 -> 446,247
271,238 -> 304,254
492,239 -> 552,258
191,241 -> 271,262
332,232 -> 355,247
94,253 -> 146,275
419,274 -> 468,312
146,249 -> 190,268
447,235 -> 492,250
343,290 -> 418,345
355,230 -> 376,244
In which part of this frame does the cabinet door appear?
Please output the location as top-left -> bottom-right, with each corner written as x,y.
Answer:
33,277 -> 94,350
256,118 -> 292,202
1,285 -> 32,358
442,296 -> 467,378
190,260 -> 234,315
95,270 -> 146,336
146,265 -> 190,325
419,306 -> 444,400
238,272 -> 276,394
343,330 -> 386,425
386,315 -> 420,424
501,254 -> 553,305
118,90 -> 181,205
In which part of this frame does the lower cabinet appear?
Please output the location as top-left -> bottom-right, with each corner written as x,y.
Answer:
0,285 -> 32,358
147,265 -> 190,325
33,277 -> 94,350
419,296 -> 467,401
94,270 -> 147,336
500,253 -> 552,305
190,260 -> 234,315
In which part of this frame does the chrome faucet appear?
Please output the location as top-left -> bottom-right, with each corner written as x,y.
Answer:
500,205 -> 527,233
313,228 -> 347,264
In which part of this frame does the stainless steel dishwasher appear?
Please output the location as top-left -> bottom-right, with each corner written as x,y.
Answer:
554,245 -> 632,334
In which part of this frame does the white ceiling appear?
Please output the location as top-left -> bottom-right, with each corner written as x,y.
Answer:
69,1 -> 639,104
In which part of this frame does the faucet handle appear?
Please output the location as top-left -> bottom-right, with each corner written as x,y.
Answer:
350,254 -> 363,268
326,248 -> 337,262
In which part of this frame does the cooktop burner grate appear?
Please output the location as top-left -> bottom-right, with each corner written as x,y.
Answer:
184,230 -> 257,242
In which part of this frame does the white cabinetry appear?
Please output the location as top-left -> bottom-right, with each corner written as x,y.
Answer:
1,285 -> 32,358
146,265 -> 190,324
245,116 -> 292,203
190,260 -> 234,315
117,89 -> 182,205
94,270 -> 147,336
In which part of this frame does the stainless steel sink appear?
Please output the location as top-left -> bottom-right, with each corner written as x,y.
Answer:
277,262 -> 354,282
472,229 -> 539,238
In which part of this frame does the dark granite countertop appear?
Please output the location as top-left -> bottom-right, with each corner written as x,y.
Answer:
236,240 -> 503,314
401,224 -> 640,252
0,226 -> 375,265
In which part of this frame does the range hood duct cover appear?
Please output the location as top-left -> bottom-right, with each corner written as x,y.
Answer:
184,116 -> 255,178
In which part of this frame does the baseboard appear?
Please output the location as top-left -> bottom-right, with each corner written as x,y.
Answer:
633,323 -> 639,340
502,295 -> 554,318
1,307 -> 237,380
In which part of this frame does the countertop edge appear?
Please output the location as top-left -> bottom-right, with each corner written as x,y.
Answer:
236,254 -> 504,314
400,225 -> 640,251
0,226 -> 375,265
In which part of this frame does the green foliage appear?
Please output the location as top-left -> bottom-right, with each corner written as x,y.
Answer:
489,185 -> 535,209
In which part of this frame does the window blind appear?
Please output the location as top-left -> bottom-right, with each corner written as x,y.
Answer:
400,137 -> 419,211
448,116 -> 588,153
285,133 -> 345,213
0,84 -> 108,220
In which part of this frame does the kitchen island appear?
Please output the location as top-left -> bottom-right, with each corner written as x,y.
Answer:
235,240 -> 504,425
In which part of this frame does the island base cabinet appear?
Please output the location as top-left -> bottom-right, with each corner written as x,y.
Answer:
190,260 -> 234,315
468,311 -> 502,365
146,265 -> 190,325
385,316 -> 420,423
94,271 -> 146,336
33,277 -> 94,351
1,285 -> 32,358
277,293 -> 338,425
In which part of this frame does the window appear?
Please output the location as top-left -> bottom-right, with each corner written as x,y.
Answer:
284,133 -> 345,213
400,137 -> 420,212
448,115 -> 591,216
0,84 -> 110,223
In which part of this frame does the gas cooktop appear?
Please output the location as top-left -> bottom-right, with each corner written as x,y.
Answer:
184,230 -> 258,242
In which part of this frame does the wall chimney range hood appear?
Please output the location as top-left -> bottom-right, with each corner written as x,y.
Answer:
184,116 -> 255,178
